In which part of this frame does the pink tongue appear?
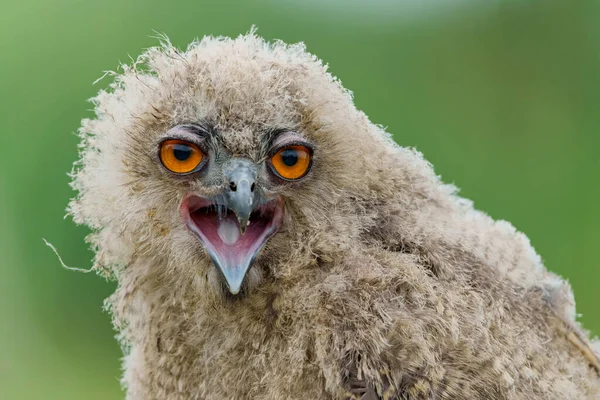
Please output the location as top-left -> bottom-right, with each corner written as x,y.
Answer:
217,217 -> 240,245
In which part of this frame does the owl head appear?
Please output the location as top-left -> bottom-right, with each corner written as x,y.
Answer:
69,33 -> 404,298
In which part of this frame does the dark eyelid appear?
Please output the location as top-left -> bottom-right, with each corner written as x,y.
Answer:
269,141 -> 313,156
161,124 -> 214,150
176,123 -> 214,139
267,132 -> 314,157
264,127 -> 294,147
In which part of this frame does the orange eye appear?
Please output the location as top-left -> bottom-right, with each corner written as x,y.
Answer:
270,145 -> 312,180
159,139 -> 204,174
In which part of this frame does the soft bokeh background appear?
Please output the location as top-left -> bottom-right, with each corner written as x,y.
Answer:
1,0 -> 598,398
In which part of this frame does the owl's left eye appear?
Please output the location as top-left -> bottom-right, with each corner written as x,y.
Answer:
159,139 -> 204,174
269,144 -> 312,181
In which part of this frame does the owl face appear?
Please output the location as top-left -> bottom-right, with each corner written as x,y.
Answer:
156,123 -> 314,294
71,34 -> 386,298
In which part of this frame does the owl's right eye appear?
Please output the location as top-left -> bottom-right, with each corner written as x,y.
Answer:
159,139 -> 204,174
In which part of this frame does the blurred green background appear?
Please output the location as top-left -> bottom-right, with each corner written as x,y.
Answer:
1,0 -> 598,398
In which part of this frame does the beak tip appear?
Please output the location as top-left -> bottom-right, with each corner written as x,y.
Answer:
226,279 -> 243,295
220,265 -> 247,296
237,218 -> 249,235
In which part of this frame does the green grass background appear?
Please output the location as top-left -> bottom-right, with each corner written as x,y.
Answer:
1,0 -> 598,398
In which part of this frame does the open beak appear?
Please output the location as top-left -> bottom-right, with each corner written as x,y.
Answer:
179,159 -> 284,294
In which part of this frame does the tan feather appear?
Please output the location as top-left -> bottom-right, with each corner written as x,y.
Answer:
567,331 -> 600,374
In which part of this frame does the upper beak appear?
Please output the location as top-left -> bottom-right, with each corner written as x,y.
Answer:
225,158 -> 257,235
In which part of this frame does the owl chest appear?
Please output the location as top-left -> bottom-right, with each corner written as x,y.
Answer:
143,317 -> 329,399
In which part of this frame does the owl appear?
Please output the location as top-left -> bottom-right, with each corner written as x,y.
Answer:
69,33 -> 600,399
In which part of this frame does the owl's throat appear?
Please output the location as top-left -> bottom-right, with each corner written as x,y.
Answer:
180,194 -> 284,294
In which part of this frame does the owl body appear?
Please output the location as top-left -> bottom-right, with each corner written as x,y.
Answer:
70,34 -> 600,399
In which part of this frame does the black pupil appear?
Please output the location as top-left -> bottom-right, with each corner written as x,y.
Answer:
280,149 -> 298,167
173,144 -> 192,161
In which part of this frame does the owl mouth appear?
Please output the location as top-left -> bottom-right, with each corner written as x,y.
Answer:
180,194 -> 284,294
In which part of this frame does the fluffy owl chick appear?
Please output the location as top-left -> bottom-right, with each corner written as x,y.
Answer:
69,33 -> 600,399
